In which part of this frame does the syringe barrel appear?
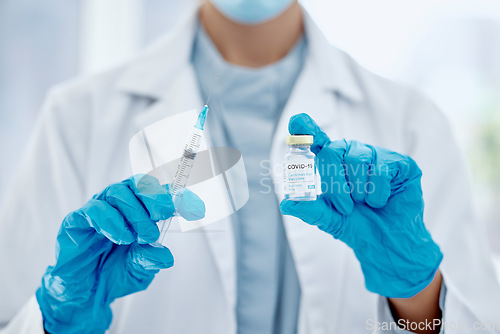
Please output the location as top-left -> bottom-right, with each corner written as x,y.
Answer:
170,127 -> 203,196
153,126 -> 204,246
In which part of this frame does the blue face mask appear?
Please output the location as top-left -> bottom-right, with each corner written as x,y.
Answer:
210,0 -> 296,25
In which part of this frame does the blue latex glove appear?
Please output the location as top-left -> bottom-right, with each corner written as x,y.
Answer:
280,113 -> 443,298
36,174 -> 205,334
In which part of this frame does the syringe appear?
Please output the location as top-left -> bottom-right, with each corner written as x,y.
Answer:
155,74 -> 218,246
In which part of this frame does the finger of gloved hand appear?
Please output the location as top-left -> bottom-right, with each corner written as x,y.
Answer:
97,183 -> 160,244
315,142 -> 354,215
126,174 -> 175,221
288,113 -> 331,153
80,199 -> 136,245
128,243 -> 174,274
174,188 -> 206,221
344,141 -> 374,203
365,165 -> 391,208
386,155 -> 423,194
53,209 -> 116,270
280,197 -> 344,237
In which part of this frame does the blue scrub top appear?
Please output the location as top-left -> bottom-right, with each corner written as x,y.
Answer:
192,23 -> 306,334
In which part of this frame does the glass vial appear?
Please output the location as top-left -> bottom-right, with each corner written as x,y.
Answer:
283,135 -> 317,201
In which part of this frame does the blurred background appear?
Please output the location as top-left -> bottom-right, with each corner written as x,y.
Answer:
1,0 -> 499,274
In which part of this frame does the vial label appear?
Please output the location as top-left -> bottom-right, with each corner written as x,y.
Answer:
284,157 -> 316,200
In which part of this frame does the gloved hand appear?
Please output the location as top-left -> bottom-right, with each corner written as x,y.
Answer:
36,174 -> 205,334
280,113 -> 442,298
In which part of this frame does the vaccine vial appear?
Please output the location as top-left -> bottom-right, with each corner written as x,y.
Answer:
284,135 -> 317,201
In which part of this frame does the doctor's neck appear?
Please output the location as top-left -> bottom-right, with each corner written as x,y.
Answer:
199,1 -> 303,68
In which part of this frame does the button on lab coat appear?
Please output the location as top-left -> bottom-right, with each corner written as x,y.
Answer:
1,4 -> 499,334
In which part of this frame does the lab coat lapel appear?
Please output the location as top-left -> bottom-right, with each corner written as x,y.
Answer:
120,4 -> 237,326
132,64 -> 238,328
130,65 -> 203,130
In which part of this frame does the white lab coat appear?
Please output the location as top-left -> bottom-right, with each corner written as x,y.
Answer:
1,5 -> 499,334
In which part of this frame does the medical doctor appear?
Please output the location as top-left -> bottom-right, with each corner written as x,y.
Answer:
1,0 -> 500,333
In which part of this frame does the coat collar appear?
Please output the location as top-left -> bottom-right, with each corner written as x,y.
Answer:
301,7 -> 364,103
115,2 -> 200,100
115,4 -> 364,104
